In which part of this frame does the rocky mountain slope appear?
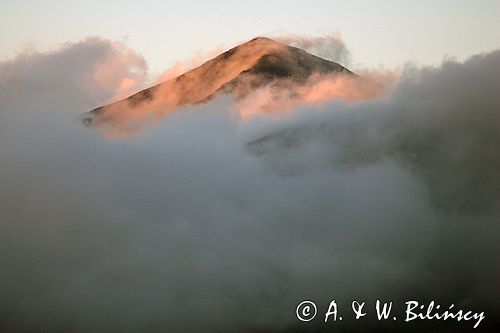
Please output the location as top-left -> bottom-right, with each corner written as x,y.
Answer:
82,37 -> 353,130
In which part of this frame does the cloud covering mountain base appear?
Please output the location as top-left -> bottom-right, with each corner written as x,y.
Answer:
0,38 -> 498,332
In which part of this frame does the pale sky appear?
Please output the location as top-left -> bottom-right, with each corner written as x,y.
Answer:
1,0 -> 499,75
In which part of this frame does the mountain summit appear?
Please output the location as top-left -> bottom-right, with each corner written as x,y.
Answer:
82,37 -> 353,130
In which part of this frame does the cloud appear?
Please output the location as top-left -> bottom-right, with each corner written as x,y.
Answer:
248,51 -> 500,214
275,32 -> 351,66
91,40 -> 148,102
235,72 -> 389,120
0,39 -> 498,332
0,37 -> 148,117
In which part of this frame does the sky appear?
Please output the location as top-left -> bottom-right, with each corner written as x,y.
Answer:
1,0 -> 499,75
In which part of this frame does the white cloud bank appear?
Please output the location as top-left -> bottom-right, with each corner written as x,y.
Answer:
0,38 -> 498,332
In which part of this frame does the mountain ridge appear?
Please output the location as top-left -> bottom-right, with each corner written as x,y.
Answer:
82,37 -> 354,129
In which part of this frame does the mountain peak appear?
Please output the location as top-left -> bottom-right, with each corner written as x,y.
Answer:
210,36 -> 288,64
246,36 -> 282,45
82,37 -> 353,130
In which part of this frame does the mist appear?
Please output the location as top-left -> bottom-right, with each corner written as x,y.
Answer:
275,33 -> 351,66
0,38 -> 498,332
